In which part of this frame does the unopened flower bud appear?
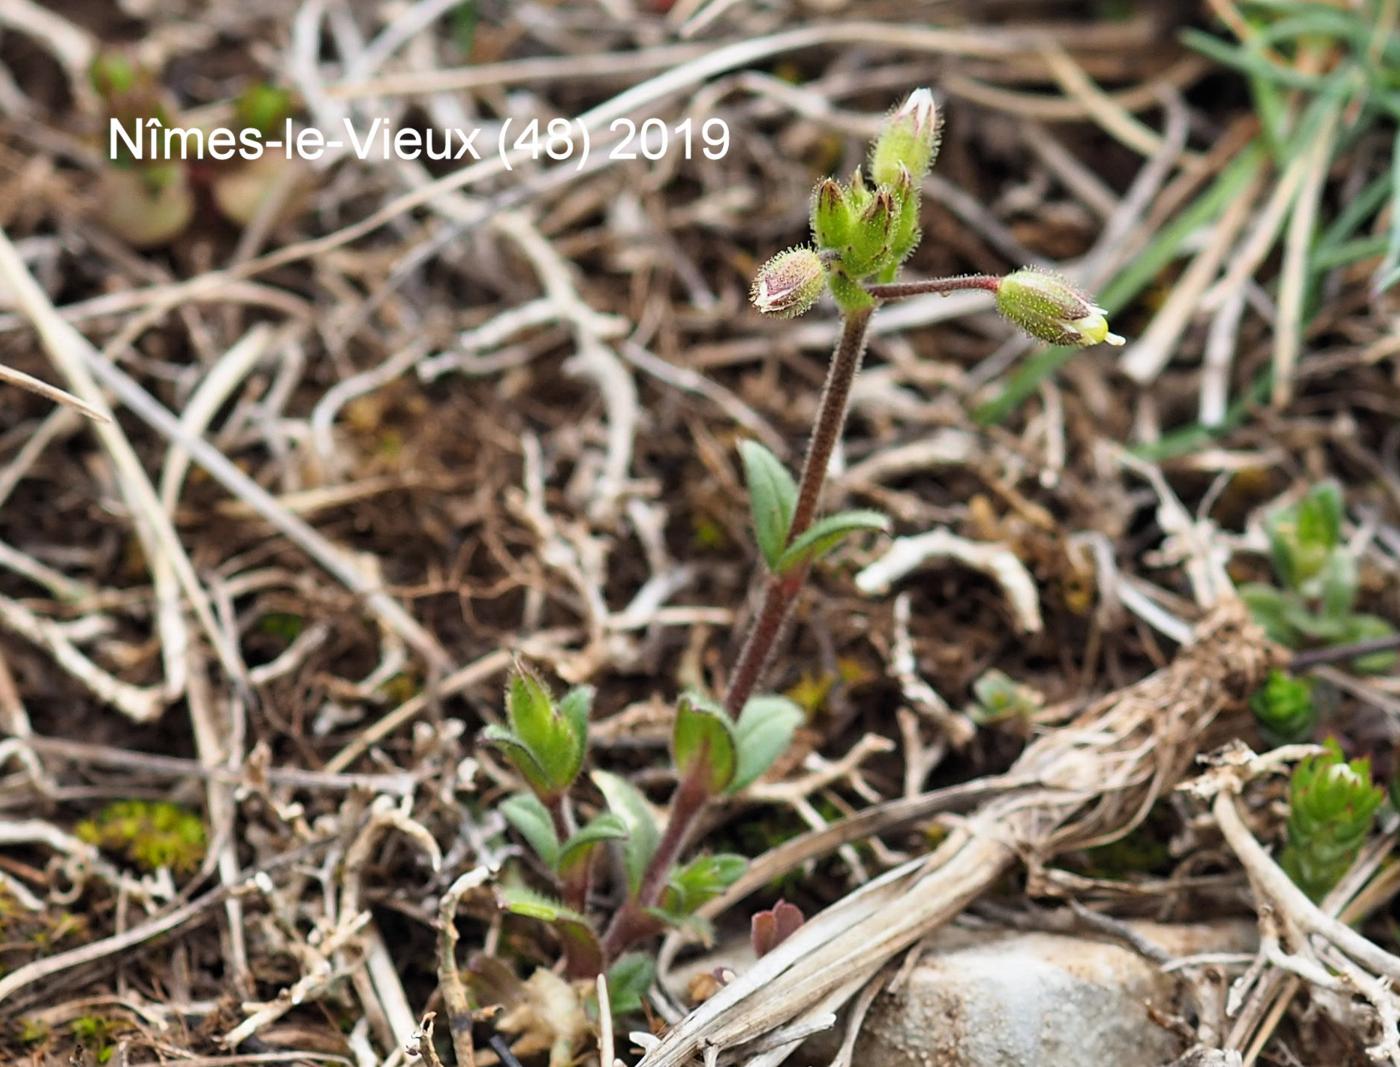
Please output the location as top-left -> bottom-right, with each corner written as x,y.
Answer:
751,246 -> 825,318
994,268 -> 1124,347
870,88 -> 941,187
810,179 -> 851,251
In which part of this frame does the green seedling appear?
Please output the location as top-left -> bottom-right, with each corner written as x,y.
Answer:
1249,668 -> 1318,748
90,53 -> 194,248
1280,739 -> 1383,901
210,83 -> 307,226
1239,481 -> 1397,673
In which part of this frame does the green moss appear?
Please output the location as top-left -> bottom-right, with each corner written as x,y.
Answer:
257,611 -> 305,641
76,800 -> 206,874
71,1015 -> 118,1064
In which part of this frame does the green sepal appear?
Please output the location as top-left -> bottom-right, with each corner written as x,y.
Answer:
826,269 -> 875,313
673,692 -> 737,794
811,178 -> 852,251
774,509 -> 890,574
841,188 -> 895,276
592,770 -> 659,895
739,440 -> 797,571
728,695 -> 803,794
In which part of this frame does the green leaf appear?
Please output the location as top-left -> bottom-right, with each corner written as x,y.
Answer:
504,666 -> 586,794
604,953 -> 655,1016
500,792 -> 559,869
480,724 -> 553,795
1338,614 -> 1399,674
673,693 -> 738,794
507,667 -> 557,753
740,440 -> 797,570
774,509 -> 890,574
1319,550 -> 1358,620
1297,482 -> 1343,552
559,685 -> 594,755
729,695 -> 803,793
557,812 -> 628,878
659,853 -> 747,917
592,770 -> 659,895
497,884 -> 602,977
1240,583 -> 1303,646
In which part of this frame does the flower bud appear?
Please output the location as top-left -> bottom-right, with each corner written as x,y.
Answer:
994,268 -> 1124,347
750,246 -> 825,317
810,179 -> 851,251
843,189 -> 895,276
870,88 -> 941,187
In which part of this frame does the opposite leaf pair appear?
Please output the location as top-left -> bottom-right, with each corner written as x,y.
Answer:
739,440 -> 888,575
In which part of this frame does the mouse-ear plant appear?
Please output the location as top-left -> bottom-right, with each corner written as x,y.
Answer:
482,89 -> 1125,990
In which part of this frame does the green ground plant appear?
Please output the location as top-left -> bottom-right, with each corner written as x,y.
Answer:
1281,738 -> 1384,901
1239,481 -> 1397,673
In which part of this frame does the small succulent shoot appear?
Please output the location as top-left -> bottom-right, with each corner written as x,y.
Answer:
1249,669 -> 1318,748
482,666 -> 591,802
993,268 -> 1125,347
750,246 -> 825,318
965,669 -> 1043,726
212,83 -> 306,226
751,899 -> 805,958
1239,481 -> 1397,673
89,54 -> 194,248
739,440 -> 888,575
1280,739 -> 1384,902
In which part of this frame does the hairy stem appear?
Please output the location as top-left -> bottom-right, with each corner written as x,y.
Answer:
600,308 -> 876,964
725,305 -> 873,714
865,275 -> 1000,301
600,764 -> 710,959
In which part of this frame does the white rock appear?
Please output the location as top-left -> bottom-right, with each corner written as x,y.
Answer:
822,920 -> 1256,1067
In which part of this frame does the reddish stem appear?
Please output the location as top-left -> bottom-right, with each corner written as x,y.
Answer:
600,764 -> 710,959
600,306 -> 877,964
865,275 -> 1000,301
